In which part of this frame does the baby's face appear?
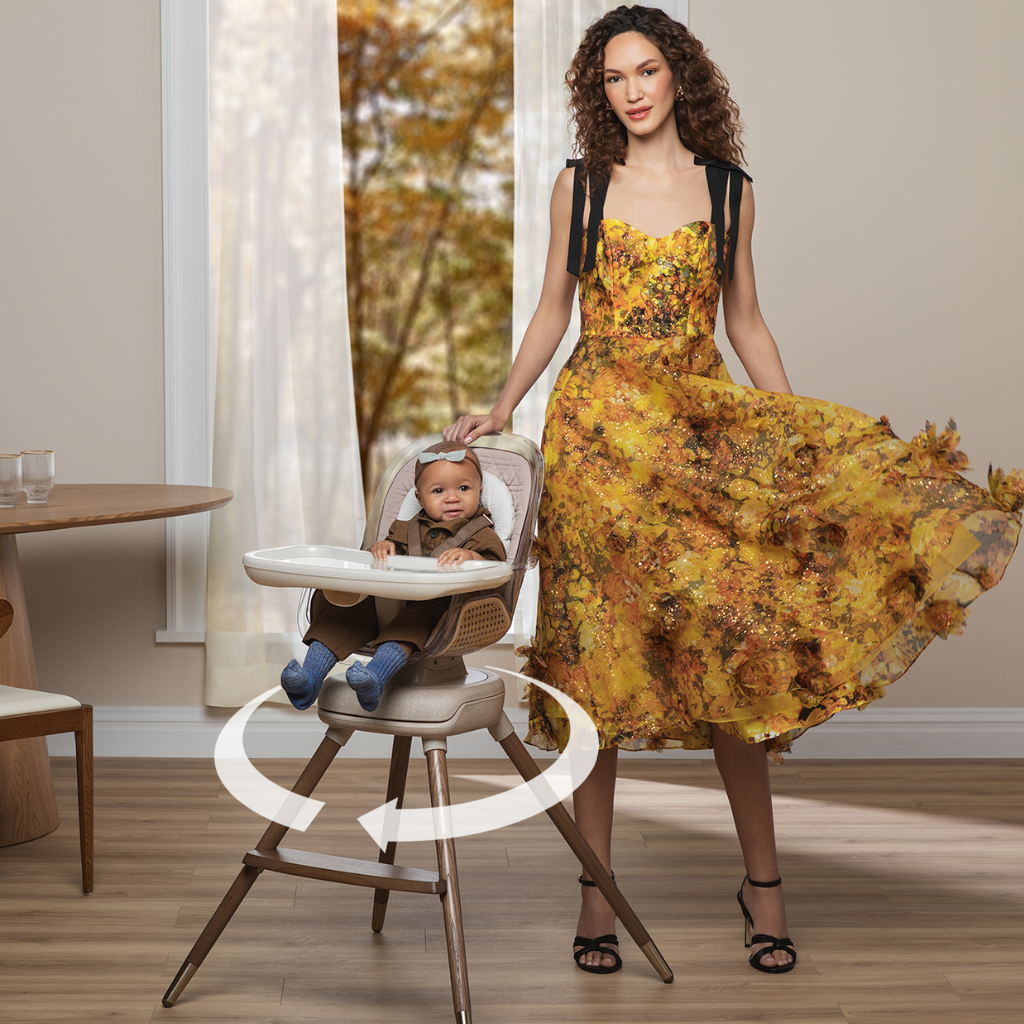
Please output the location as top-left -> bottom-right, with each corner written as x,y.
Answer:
415,460 -> 482,522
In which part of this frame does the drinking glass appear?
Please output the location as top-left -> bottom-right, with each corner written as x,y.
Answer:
0,454 -> 21,508
21,450 -> 54,505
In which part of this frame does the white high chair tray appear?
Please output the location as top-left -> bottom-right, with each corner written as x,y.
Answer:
243,545 -> 512,601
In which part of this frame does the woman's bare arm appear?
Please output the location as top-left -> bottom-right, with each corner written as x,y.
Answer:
720,183 -> 792,395
444,167 -> 579,443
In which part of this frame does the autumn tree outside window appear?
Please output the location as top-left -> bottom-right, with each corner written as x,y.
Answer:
339,0 -> 514,502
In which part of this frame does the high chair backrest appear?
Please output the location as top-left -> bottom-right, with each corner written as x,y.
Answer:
362,433 -> 543,570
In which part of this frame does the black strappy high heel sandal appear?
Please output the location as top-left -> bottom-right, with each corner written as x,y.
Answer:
736,874 -> 797,974
573,874 -> 622,975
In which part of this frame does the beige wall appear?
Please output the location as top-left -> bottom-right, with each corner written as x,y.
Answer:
0,1 -> 1019,713
691,0 -> 1024,706
0,0 -> 204,706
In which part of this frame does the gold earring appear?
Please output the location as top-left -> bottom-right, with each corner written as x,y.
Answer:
675,86 -> 684,100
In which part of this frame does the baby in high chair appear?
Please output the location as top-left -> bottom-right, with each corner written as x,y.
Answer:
280,441 -> 506,712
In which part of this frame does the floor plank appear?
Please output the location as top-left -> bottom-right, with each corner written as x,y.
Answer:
0,756 -> 1020,1024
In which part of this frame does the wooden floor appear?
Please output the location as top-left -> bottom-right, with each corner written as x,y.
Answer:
0,755 -> 1021,1024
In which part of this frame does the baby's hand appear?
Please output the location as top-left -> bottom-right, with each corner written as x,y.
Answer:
370,540 -> 396,561
436,548 -> 483,567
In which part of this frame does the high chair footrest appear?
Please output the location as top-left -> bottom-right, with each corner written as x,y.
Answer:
243,848 -> 445,894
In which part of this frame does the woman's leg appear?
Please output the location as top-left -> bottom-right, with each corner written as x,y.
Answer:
572,746 -> 619,968
711,726 -> 793,968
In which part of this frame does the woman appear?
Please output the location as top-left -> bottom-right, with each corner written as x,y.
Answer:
445,5 -> 1021,975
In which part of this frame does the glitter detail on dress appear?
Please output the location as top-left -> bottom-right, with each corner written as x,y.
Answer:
522,216 -> 1023,755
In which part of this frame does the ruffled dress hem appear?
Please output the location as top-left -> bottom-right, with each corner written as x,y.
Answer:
522,443 -> 1022,757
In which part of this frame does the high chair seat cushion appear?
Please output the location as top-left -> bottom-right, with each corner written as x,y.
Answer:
0,684 -> 81,718
317,669 -> 506,738
396,471 -> 515,551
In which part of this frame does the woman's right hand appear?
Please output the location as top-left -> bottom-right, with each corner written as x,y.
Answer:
442,412 -> 507,445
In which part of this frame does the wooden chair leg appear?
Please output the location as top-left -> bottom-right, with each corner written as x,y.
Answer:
74,705 -> 93,894
424,740 -> 471,1024
495,725 -> 674,984
371,734 -> 412,932
163,734 -> 343,1008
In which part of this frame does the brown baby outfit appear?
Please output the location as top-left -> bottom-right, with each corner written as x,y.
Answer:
303,507 -> 505,658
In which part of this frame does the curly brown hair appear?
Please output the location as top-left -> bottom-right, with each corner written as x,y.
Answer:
566,5 -> 745,188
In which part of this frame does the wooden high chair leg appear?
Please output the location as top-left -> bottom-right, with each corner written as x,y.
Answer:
424,739 -> 472,1024
492,719 -> 675,985
371,734 -> 412,932
162,734 -> 344,1008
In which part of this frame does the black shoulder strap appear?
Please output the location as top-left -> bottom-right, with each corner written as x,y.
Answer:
693,157 -> 753,282
565,159 -> 608,277
566,160 -> 586,278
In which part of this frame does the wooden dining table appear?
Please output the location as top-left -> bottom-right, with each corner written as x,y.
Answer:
0,484 -> 232,847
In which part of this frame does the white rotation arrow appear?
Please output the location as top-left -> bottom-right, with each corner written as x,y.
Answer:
357,671 -> 599,850
214,686 -> 325,832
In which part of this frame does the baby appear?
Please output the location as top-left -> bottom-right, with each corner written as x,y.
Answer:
280,441 -> 506,712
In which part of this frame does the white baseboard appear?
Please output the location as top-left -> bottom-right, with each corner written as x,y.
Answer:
45,704 -> 1024,759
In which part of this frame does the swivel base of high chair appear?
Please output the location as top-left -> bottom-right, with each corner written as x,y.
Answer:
162,658 -> 673,1022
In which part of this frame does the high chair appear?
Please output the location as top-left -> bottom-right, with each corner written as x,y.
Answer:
162,434 -> 673,1022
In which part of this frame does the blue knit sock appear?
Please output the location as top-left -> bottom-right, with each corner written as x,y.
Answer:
280,641 -> 337,710
345,642 -> 408,712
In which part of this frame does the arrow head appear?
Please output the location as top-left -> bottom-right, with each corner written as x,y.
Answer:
357,797 -> 399,851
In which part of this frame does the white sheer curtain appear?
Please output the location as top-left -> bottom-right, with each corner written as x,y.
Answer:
511,0 -> 689,644
204,0 -> 364,706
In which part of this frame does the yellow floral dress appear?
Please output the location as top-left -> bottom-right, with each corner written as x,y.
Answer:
523,165 -> 1023,756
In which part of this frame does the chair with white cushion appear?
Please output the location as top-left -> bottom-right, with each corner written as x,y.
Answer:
162,435 -> 672,1022
0,598 -> 93,893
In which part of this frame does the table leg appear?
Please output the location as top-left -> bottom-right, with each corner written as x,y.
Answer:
0,534 -> 60,847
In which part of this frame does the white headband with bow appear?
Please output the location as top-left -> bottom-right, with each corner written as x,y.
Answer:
418,449 -> 469,465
